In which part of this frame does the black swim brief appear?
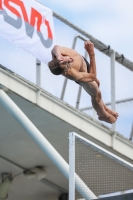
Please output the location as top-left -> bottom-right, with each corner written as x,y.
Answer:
75,56 -> 90,84
83,56 -> 90,73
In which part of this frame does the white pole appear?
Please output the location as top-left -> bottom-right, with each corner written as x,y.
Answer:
129,123 -> 133,141
110,50 -> 116,147
0,90 -> 97,200
110,50 -> 116,128
69,132 -> 75,200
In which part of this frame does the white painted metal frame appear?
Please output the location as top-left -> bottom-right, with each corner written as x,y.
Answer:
69,133 -> 133,179
69,132 -> 97,200
69,132 -> 75,200
69,132 -> 133,200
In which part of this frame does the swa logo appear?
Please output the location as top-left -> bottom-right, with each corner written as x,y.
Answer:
0,0 -> 53,48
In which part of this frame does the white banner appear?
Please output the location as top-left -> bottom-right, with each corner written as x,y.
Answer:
0,0 -> 55,64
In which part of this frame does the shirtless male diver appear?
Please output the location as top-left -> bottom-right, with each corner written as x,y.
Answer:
48,41 -> 118,124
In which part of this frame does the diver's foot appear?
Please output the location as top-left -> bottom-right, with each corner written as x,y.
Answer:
98,114 -> 117,124
104,107 -> 118,119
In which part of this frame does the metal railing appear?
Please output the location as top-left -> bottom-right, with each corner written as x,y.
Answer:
60,35 -> 116,132
52,12 -> 133,141
53,12 -> 133,71
0,11 -> 133,141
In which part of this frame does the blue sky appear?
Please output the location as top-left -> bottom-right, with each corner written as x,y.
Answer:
38,0 -> 133,62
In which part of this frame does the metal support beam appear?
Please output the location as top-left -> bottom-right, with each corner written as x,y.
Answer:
0,89 -> 97,200
129,123 -> 133,141
69,132 -> 75,200
110,51 -> 116,147
76,85 -> 82,109
75,36 -> 88,109
60,78 -> 67,100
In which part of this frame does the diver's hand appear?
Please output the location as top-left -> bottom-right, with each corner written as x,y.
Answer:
84,41 -> 95,56
57,55 -> 73,64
